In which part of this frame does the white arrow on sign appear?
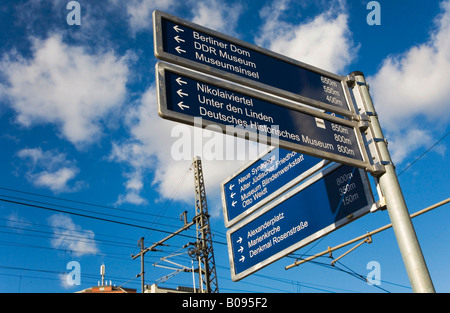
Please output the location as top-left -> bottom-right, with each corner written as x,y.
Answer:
230,192 -> 236,199
239,255 -> 245,263
232,201 -> 237,207
177,101 -> 189,110
174,35 -> 185,43
177,89 -> 189,98
173,25 -> 184,33
175,46 -> 186,54
237,237 -> 242,244
238,246 -> 244,253
175,77 -> 187,86
229,184 -> 235,191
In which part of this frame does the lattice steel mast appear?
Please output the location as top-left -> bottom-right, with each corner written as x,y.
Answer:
191,156 -> 219,293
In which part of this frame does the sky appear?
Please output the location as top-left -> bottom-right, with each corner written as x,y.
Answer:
0,0 -> 449,294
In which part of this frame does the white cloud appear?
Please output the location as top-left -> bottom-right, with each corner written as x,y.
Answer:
111,0 -> 359,214
114,0 -> 175,35
255,0 -> 357,73
118,0 -> 242,36
115,170 -> 147,206
109,86 -> 194,204
386,130 -> 434,165
190,0 -> 243,35
368,0 -> 450,164
107,1 -> 260,209
6,211 -> 31,232
47,214 -> 99,257
109,85 -> 262,215
17,147 -> 82,193
0,34 -> 130,147
34,168 -> 78,192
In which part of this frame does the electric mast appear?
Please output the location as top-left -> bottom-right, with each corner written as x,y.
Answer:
191,156 -> 219,293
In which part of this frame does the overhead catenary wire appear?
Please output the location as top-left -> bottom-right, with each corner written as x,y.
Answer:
0,216 -> 189,260
0,265 -> 142,289
0,191 -> 210,252
1,193 -> 442,291
397,131 -> 449,177
286,253 -> 410,292
0,189 -> 229,291
285,198 -> 450,270
0,236 -> 196,267
1,129 -> 447,293
0,186 -> 184,221
331,260 -> 391,293
0,225 -> 135,250
0,216 -> 137,245
0,193 -> 182,230
0,183 -> 442,287
0,198 -> 228,246
0,186 -> 181,221
139,163 -> 193,247
0,193 -> 418,291
0,197 -> 420,292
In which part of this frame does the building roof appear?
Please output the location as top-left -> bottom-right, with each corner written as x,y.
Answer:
76,285 -> 136,293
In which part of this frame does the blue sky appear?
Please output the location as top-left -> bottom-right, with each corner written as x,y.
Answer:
0,0 -> 449,293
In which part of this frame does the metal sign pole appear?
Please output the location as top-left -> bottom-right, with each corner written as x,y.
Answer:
350,71 -> 435,293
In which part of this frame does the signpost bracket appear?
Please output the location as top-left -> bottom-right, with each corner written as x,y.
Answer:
346,75 -> 356,88
347,72 -> 391,176
359,113 -> 387,175
358,113 -> 370,131
371,197 -> 387,213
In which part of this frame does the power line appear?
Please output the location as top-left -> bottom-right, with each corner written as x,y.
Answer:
0,216 -> 137,244
0,198 -> 227,246
0,193 -> 182,231
0,186 -> 180,221
332,260 -> 391,293
0,225 -> 134,250
0,265 -> 142,288
0,240 -> 127,259
2,129 -> 447,293
0,215 -> 191,258
139,163 -> 192,249
398,131 -> 449,176
0,194 -> 414,292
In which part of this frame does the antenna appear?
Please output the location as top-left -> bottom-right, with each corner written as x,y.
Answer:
100,264 -> 105,286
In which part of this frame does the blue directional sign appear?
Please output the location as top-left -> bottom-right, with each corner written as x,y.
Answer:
222,147 -> 329,227
227,163 -> 374,281
153,10 -> 355,117
156,62 -> 371,171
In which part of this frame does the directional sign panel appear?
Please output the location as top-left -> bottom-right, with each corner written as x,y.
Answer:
156,62 -> 372,171
227,163 -> 374,281
221,147 -> 329,227
153,10 -> 355,117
